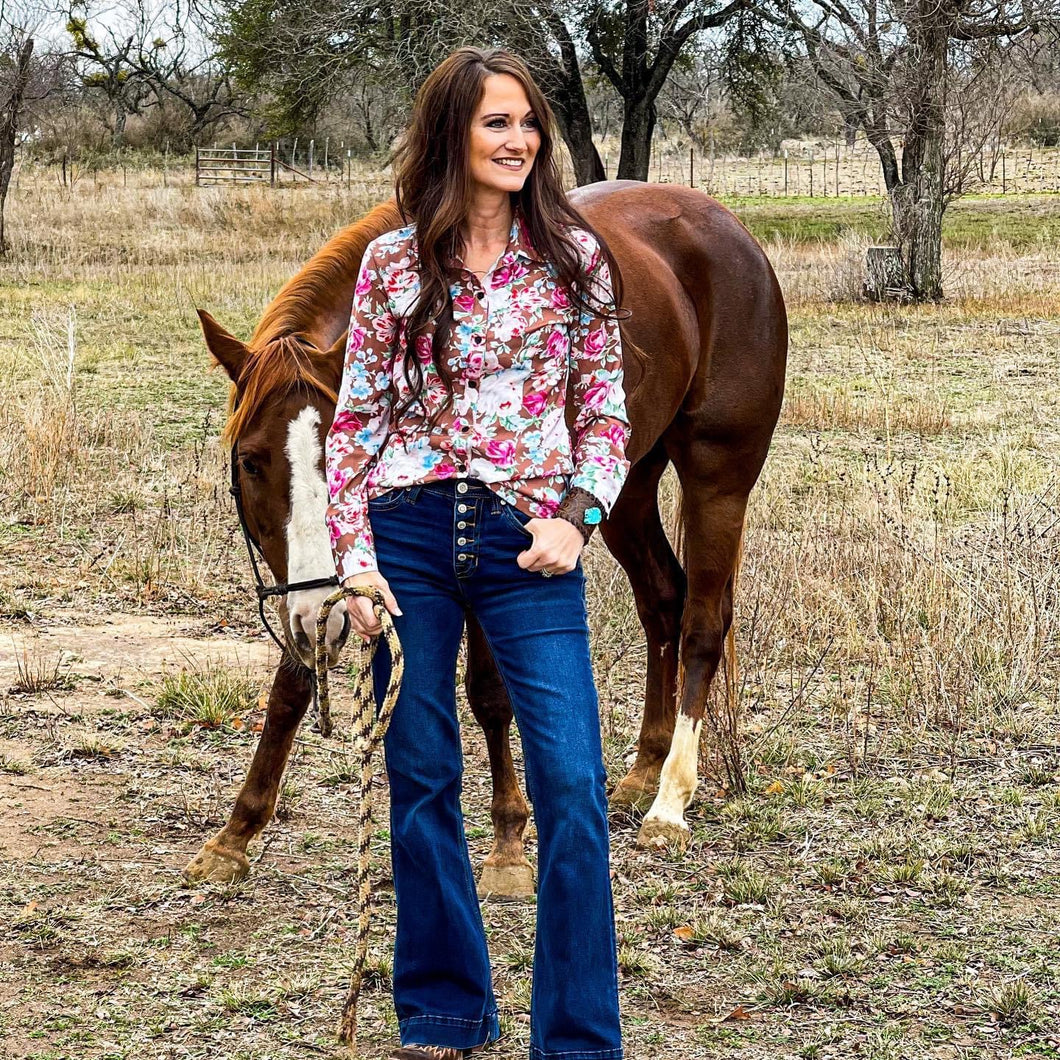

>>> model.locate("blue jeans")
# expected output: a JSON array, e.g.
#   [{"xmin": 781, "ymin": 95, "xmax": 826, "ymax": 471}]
[{"xmin": 366, "ymin": 478, "xmax": 622, "ymax": 1060}]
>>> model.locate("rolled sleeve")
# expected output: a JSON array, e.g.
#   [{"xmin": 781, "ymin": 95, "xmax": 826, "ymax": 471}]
[{"xmin": 325, "ymin": 242, "xmax": 394, "ymax": 579}]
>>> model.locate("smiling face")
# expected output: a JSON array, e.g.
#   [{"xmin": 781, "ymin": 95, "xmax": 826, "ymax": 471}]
[{"xmin": 467, "ymin": 73, "xmax": 541, "ymax": 198}]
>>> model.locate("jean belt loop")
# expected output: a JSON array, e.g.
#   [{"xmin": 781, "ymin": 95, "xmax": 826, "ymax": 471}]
[{"xmin": 407, "ymin": 484, "xmax": 423, "ymax": 503}]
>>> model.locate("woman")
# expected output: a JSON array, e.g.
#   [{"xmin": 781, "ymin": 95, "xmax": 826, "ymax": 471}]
[{"xmin": 325, "ymin": 45, "xmax": 631, "ymax": 1060}]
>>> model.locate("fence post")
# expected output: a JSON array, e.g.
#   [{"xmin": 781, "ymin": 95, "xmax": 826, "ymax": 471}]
[
  {"xmin": 1001, "ymin": 150, "xmax": 1006, "ymax": 194},
  {"xmin": 271, "ymin": 143, "xmax": 276, "ymax": 187},
  {"xmin": 324, "ymin": 137, "xmax": 329, "ymax": 179},
  {"xmin": 784, "ymin": 149, "xmax": 788, "ymax": 195},
  {"xmin": 309, "ymin": 139, "xmax": 314, "ymax": 179},
  {"xmin": 347, "ymin": 148, "xmax": 352, "ymax": 191},
  {"xmin": 195, "ymin": 146, "xmax": 200, "ymax": 187},
  {"xmin": 689, "ymin": 146, "xmax": 694, "ymax": 187}
]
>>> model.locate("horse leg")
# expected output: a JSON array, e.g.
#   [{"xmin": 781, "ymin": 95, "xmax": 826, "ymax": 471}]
[
  {"xmin": 599, "ymin": 439, "xmax": 686, "ymax": 810},
  {"xmin": 638, "ymin": 444, "xmax": 748, "ymax": 850},
  {"xmin": 184, "ymin": 657, "xmax": 313, "ymax": 882},
  {"xmin": 464, "ymin": 613, "xmax": 535, "ymax": 899}
]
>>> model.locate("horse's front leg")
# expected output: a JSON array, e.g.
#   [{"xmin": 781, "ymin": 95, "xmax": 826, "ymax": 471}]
[
  {"xmin": 464, "ymin": 615, "xmax": 535, "ymax": 899},
  {"xmin": 184, "ymin": 656, "xmax": 313, "ymax": 883}
]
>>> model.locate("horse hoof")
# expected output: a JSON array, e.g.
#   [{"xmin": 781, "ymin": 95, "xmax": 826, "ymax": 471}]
[
  {"xmin": 609, "ymin": 775, "xmax": 658, "ymax": 812},
  {"xmin": 476, "ymin": 861, "xmax": 536, "ymax": 900},
  {"xmin": 183, "ymin": 839, "xmax": 250, "ymax": 884},
  {"xmin": 636, "ymin": 815, "xmax": 690, "ymax": 851}
]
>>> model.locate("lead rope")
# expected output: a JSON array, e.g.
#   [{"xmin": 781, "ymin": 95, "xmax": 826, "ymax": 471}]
[{"xmin": 314, "ymin": 585, "xmax": 404, "ymax": 1050}]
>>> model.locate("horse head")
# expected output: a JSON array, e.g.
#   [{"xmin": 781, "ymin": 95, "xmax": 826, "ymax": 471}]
[{"xmin": 199, "ymin": 309, "xmax": 350, "ymax": 669}]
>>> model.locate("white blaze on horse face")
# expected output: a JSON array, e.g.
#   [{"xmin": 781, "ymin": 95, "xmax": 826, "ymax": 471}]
[
  {"xmin": 284, "ymin": 405, "xmax": 345, "ymax": 656},
  {"xmin": 643, "ymin": 714, "xmax": 702, "ymax": 833}
]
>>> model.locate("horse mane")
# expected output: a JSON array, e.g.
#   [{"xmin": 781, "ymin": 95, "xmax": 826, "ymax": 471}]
[{"xmin": 223, "ymin": 198, "xmax": 405, "ymax": 444}]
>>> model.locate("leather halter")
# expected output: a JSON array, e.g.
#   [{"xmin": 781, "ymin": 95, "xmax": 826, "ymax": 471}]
[{"xmin": 229, "ymin": 440, "xmax": 338, "ymax": 659}]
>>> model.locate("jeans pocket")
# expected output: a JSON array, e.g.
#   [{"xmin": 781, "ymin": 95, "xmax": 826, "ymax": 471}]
[
  {"xmin": 498, "ymin": 501, "xmax": 535, "ymax": 539},
  {"xmin": 367, "ymin": 487, "xmax": 407, "ymax": 512}
]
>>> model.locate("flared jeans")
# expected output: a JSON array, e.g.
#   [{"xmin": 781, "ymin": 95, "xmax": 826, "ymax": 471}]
[{"xmin": 366, "ymin": 477, "xmax": 623, "ymax": 1060}]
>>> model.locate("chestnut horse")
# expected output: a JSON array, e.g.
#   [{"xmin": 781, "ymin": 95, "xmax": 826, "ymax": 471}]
[{"xmin": 184, "ymin": 181, "xmax": 787, "ymax": 896}]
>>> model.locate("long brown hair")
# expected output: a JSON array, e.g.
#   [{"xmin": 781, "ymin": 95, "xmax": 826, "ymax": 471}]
[{"xmin": 388, "ymin": 45, "xmax": 630, "ymax": 426}]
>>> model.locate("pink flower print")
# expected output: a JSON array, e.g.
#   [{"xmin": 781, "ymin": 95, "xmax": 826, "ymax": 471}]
[
  {"xmin": 546, "ymin": 328, "xmax": 569, "ymax": 360},
  {"xmin": 467, "ymin": 349, "xmax": 485, "ymax": 376},
  {"xmin": 416, "ymin": 334, "xmax": 433, "ymax": 365},
  {"xmin": 373, "ymin": 313, "xmax": 395, "ymax": 344},
  {"xmin": 523, "ymin": 390, "xmax": 548, "ymax": 417},
  {"xmin": 583, "ymin": 324, "xmax": 607, "ymax": 357},
  {"xmin": 550, "ymin": 285, "xmax": 570, "ymax": 310},
  {"xmin": 435, "ymin": 462, "xmax": 457, "ymax": 478},
  {"xmin": 332, "ymin": 409, "xmax": 363, "ymax": 434},
  {"xmin": 602, "ymin": 422, "xmax": 628, "ymax": 447},
  {"xmin": 582, "ymin": 379, "xmax": 610, "ymax": 410},
  {"xmin": 491, "ymin": 264, "xmax": 512, "ymax": 289},
  {"xmin": 454, "ymin": 292, "xmax": 475, "ymax": 314},
  {"xmin": 355, "ymin": 270, "xmax": 372, "ymax": 297},
  {"xmin": 539, "ymin": 498, "xmax": 559, "ymax": 517},
  {"xmin": 486, "ymin": 438, "xmax": 515, "ymax": 466},
  {"xmin": 347, "ymin": 326, "xmax": 366, "ymax": 356},
  {"xmin": 387, "ymin": 269, "xmax": 416, "ymax": 296},
  {"xmin": 427, "ymin": 375, "xmax": 448, "ymax": 403}
]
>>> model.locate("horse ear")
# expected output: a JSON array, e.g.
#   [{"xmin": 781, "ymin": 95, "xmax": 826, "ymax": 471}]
[{"xmin": 198, "ymin": 309, "xmax": 248, "ymax": 382}]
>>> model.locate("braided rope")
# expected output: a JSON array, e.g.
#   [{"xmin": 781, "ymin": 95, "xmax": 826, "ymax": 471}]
[{"xmin": 314, "ymin": 585, "xmax": 404, "ymax": 1050}]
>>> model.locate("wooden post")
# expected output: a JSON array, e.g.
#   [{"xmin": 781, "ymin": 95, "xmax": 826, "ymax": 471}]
[
  {"xmin": 309, "ymin": 139, "xmax": 314, "ymax": 179},
  {"xmin": 195, "ymin": 146, "xmax": 200, "ymax": 187},
  {"xmin": 346, "ymin": 148, "xmax": 351, "ymax": 191},
  {"xmin": 689, "ymin": 146, "xmax": 694, "ymax": 187},
  {"xmin": 291, "ymin": 137, "xmax": 298, "ymax": 168},
  {"xmin": 784, "ymin": 149, "xmax": 788, "ymax": 195},
  {"xmin": 1002, "ymin": 150, "xmax": 1007, "ymax": 194},
  {"xmin": 324, "ymin": 137, "xmax": 329, "ymax": 179},
  {"xmin": 270, "ymin": 143, "xmax": 276, "ymax": 187}
]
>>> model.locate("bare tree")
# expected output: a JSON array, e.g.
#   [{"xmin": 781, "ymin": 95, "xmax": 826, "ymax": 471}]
[
  {"xmin": 67, "ymin": 0, "xmax": 241, "ymax": 147},
  {"xmin": 585, "ymin": 0, "xmax": 742, "ymax": 179},
  {"xmin": 1, "ymin": 0, "xmax": 61, "ymax": 252},
  {"xmin": 751, "ymin": 0, "xmax": 1059, "ymax": 300}
]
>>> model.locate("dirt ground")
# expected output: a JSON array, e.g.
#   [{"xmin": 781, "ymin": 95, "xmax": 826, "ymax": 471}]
[{"xmin": 1, "ymin": 174, "xmax": 1058, "ymax": 1059}]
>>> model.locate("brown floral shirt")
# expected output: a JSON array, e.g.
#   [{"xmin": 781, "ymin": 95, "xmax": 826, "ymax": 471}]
[{"xmin": 325, "ymin": 209, "xmax": 631, "ymax": 578}]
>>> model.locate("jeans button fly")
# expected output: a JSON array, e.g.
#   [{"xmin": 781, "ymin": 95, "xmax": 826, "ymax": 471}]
[{"xmin": 457, "ymin": 482, "xmax": 468, "ymax": 494}]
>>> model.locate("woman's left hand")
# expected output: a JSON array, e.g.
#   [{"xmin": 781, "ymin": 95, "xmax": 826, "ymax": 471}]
[{"xmin": 516, "ymin": 518, "xmax": 584, "ymax": 575}]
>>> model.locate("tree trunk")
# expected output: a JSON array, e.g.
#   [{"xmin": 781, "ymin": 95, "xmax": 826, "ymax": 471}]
[
  {"xmin": 532, "ymin": 15, "xmax": 605, "ymax": 186},
  {"xmin": 0, "ymin": 37, "xmax": 34, "ymax": 255},
  {"xmin": 616, "ymin": 97, "xmax": 656, "ymax": 181},
  {"xmin": 889, "ymin": 0, "xmax": 949, "ymax": 301},
  {"xmin": 111, "ymin": 100, "xmax": 128, "ymax": 148}
]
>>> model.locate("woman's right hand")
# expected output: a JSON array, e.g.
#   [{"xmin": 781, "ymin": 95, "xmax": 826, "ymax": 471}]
[{"xmin": 343, "ymin": 572, "xmax": 402, "ymax": 642}]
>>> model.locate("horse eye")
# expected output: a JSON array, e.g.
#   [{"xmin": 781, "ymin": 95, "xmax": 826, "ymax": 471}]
[{"xmin": 240, "ymin": 456, "xmax": 261, "ymax": 477}]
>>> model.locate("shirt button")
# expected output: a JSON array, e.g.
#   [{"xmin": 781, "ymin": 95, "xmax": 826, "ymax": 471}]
[
  {"xmin": 468, "ymin": 379, "xmax": 478, "ymax": 389},
  {"xmin": 472, "ymin": 334, "xmax": 483, "ymax": 345},
  {"xmin": 457, "ymin": 482, "xmax": 468, "ymax": 494},
  {"xmin": 458, "ymin": 504, "xmax": 468, "ymax": 512},
  {"xmin": 460, "ymin": 424, "xmax": 471, "ymax": 433}
]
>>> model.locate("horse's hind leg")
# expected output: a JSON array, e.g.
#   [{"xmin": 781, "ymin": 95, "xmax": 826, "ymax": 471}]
[
  {"xmin": 637, "ymin": 438, "xmax": 749, "ymax": 850},
  {"xmin": 600, "ymin": 438, "xmax": 686, "ymax": 810},
  {"xmin": 464, "ymin": 614, "xmax": 535, "ymax": 899},
  {"xmin": 184, "ymin": 657, "xmax": 313, "ymax": 883}
]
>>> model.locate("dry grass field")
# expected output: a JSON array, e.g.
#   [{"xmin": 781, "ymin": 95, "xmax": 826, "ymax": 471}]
[{"xmin": 0, "ymin": 168, "xmax": 1058, "ymax": 1060}]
